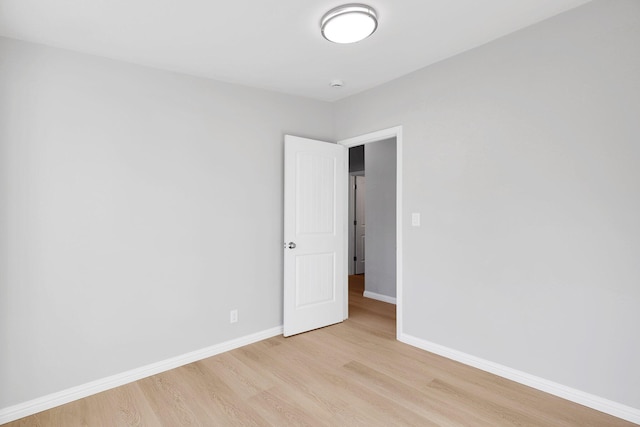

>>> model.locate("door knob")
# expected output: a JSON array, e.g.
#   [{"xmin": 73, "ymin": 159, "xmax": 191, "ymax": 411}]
[{"xmin": 286, "ymin": 242, "xmax": 297, "ymax": 249}]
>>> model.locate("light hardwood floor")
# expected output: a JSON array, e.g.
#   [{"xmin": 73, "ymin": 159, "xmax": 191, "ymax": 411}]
[{"xmin": 5, "ymin": 276, "xmax": 635, "ymax": 426}]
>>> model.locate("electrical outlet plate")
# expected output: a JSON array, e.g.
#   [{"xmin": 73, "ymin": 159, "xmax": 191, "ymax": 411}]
[{"xmin": 230, "ymin": 309, "xmax": 238, "ymax": 323}]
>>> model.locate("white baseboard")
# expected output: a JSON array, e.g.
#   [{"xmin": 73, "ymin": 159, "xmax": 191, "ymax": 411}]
[
  {"xmin": 363, "ymin": 290, "xmax": 397, "ymax": 305},
  {"xmin": 399, "ymin": 333, "xmax": 640, "ymax": 425},
  {"xmin": 0, "ymin": 326, "xmax": 283, "ymax": 425}
]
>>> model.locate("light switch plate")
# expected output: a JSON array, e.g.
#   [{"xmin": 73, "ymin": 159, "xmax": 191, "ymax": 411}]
[{"xmin": 412, "ymin": 212, "xmax": 421, "ymax": 227}]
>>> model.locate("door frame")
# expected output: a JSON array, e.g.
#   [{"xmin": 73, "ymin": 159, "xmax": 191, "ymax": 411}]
[{"xmin": 338, "ymin": 126, "xmax": 403, "ymax": 339}]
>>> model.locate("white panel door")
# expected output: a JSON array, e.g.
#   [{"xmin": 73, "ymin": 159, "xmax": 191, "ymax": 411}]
[
  {"xmin": 284, "ymin": 135, "xmax": 346, "ymax": 337},
  {"xmin": 355, "ymin": 176, "xmax": 366, "ymax": 275}
]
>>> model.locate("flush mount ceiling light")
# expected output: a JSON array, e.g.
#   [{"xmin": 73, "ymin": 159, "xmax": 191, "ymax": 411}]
[{"xmin": 321, "ymin": 4, "xmax": 378, "ymax": 44}]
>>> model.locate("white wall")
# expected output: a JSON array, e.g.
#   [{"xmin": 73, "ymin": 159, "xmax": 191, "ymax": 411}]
[
  {"xmin": 364, "ymin": 138, "xmax": 396, "ymax": 298},
  {"xmin": 335, "ymin": 0, "xmax": 640, "ymax": 410},
  {"xmin": 0, "ymin": 37, "xmax": 333, "ymax": 408}
]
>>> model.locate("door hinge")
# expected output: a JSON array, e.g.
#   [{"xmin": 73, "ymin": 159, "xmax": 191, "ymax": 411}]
[
  {"xmin": 354, "ymin": 220, "xmax": 357, "ymax": 225},
  {"xmin": 353, "ymin": 256, "xmax": 357, "ymax": 261}
]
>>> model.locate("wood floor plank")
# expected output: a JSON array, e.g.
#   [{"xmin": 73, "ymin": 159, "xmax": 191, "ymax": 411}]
[
  {"xmin": 136, "ymin": 372, "xmax": 210, "ymax": 426},
  {"xmin": 246, "ymin": 388, "xmax": 326, "ymax": 427},
  {"xmin": 171, "ymin": 361, "xmax": 270, "ymax": 426},
  {"xmin": 3, "ymin": 275, "xmax": 636, "ymax": 426},
  {"xmin": 87, "ymin": 382, "xmax": 161, "ymax": 427},
  {"xmin": 316, "ymin": 371, "xmax": 442, "ymax": 427},
  {"xmin": 341, "ymin": 360, "xmax": 492, "ymax": 426},
  {"xmin": 196, "ymin": 353, "xmax": 273, "ymax": 401}
]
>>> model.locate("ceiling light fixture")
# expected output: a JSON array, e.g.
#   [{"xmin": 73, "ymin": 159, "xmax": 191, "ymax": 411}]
[{"xmin": 321, "ymin": 4, "xmax": 378, "ymax": 44}]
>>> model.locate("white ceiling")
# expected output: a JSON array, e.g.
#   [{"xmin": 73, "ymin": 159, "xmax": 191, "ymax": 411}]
[{"xmin": 0, "ymin": 0, "xmax": 591, "ymax": 101}]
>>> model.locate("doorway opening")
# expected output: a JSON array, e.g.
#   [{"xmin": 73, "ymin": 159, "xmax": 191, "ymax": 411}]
[
  {"xmin": 348, "ymin": 145, "xmax": 366, "ymax": 276},
  {"xmin": 339, "ymin": 126, "xmax": 403, "ymax": 338}
]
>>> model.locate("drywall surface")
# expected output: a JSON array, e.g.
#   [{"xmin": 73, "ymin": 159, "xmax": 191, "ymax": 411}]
[
  {"xmin": 335, "ymin": 0, "xmax": 640, "ymax": 409},
  {"xmin": 365, "ymin": 139, "xmax": 397, "ymax": 298},
  {"xmin": 0, "ymin": 37, "xmax": 333, "ymax": 408}
]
